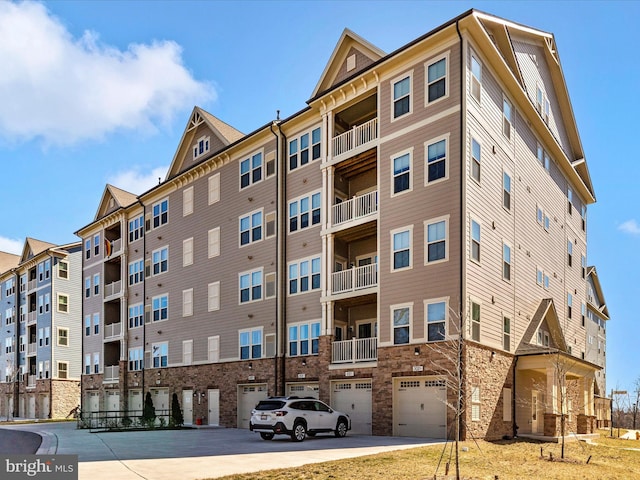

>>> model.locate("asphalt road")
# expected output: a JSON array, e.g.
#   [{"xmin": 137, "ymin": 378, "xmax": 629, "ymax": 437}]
[{"xmin": 0, "ymin": 427, "xmax": 42, "ymax": 454}]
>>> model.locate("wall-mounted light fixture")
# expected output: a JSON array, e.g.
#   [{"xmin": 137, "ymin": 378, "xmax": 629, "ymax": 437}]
[
  {"xmin": 414, "ymin": 347, "xmax": 420, "ymax": 356},
  {"xmin": 248, "ymin": 363, "xmax": 253, "ymax": 370},
  {"xmin": 302, "ymin": 359, "xmax": 307, "ymax": 367}
]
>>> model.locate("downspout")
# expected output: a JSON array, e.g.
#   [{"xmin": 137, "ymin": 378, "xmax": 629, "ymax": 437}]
[
  {"xmin": 271, "ymin": 114, "xmax": 287, "ymax": 396},
  {"xmin": 456, "ymin": 19, "xmax": 465, "ymax": 445},
  {"xmin": 513, "ymin": 355, "xmax": 518, "ymax": 437},
  {"xmin": 141, "ymin": 203, "xmax": 147, "ymax": 398},
  {"xmin": 13, "ymin": 271, "xmax": 20, "ymax": 419}
]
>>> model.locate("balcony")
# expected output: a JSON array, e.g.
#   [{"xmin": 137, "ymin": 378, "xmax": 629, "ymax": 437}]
[
  {"xmin": 27, "ymin": 311, "xmax": 37, "ymax": 325},
  {"xmin": 331, "ymin": 263, "xmax": 378, "ymax": 295},
  {"xmin": 332, "ymin": 117, "xmax": 378, "ymax": 163},
  {"xmin": 332, "ymin": 337, "xmax": 378, "ymax": 364},
  {"xmin": 104, "ymin": 322, "xmax": 123, "ymax": 340},
  {"xmin": 332, "ymin": 190, "xmax": 378, "ymax": 228},
  {"xmin": 27, "ymin": 279, "xmax": 37, "ymax": 291},
  {"xmin": 27, "ymin": 343, "xmax": 36, "ymax": 356},
  {"xmin": 27, "ymin": 375, "xmax": 36, "ymax": 388},
  {"xmin": 106, "ymin": 238, "xmax": 122, "ymax": 257},
  {"xmin": 104, "ymin": 280, "xmax": 122, "ymax": 300},
  {"xmin": 104, "ymin": 365, "xmax": 119, "ymax": 382}
]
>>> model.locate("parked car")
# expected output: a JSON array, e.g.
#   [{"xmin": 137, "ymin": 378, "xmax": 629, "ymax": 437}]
[{"xmin": 250, "ymin": 396, "xmax": 351, "ymax": 441}]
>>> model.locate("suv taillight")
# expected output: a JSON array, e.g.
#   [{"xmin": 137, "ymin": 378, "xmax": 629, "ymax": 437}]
[{"xmin": 275, "ymin": 410, "xmax": 288, "ymax": 417}]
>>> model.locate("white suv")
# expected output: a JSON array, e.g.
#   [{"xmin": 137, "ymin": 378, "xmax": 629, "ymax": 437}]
[{"xmin": 250, "ymin": 396, "xmax": 351, "ymax": 441}]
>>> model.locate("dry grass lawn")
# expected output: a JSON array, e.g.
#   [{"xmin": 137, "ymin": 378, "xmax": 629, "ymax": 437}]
[{"xmin": 212, "ymin": 433, "xmax": 640, "ymax": 480}]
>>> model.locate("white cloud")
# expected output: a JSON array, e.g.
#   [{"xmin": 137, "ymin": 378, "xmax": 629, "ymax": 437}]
[
  {"xmin": 618, "ymin": 219, "xmax": 640, "ymax": 236},
  {"xmin": 0, "ymin": 236, "xmax": 23, "ymax": 255},
  {"xmin": 0, "ymin": 2, "xmax": 214, "ymax": 146},
  {"xmin": 108, "ymin": 166, "xmax": 169, "ymax": 195}
]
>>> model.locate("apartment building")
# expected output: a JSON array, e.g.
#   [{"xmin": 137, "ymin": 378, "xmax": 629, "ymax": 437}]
[
  {"xmin": 0, "ymin": 238, "xmax": 82, "ymax": 419},
  {"xmin": 77, "ymin": 10, "xmax": 608, "ymax": 440}
]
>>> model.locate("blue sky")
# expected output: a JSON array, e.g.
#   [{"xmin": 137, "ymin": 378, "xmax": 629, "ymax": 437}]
[{"xmin": 0, "ymin": 1, "xmax": 637, "ymax": 392}]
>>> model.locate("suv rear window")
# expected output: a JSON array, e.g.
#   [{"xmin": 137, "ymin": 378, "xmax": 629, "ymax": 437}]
[{"xmin": 255, "ymin": 400, "xmax": 286, "ymax": 411}]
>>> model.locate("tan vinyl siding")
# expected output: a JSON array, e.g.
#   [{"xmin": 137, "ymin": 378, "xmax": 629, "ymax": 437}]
[{"xmin": 332, "ymin": 46, "xmax": 377, "ymax": 87}]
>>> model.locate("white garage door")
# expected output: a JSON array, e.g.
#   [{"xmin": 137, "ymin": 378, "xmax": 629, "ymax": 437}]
[
  {"xmin": 394, "ymin": 377, "xmax": 446, "ymax": 438},
  {"xmin": 237, "ymin": 384, "xmax": 268, "ymax": 429},
  {"xmin": 106, "ymin": 391, "xmax": 120, "ymax": 415},
  {"xmin": 331, "ymin": 380, "xmax": 372, "ymax": 435},
  {"xmin": 39, "ymin": 394, "xmax": 49, "ymax": 419},
  {"xmin": 128, "ymin": 390, "xmax": 142, "ymax": 415},
  {"xmin": 27, "ymin": 395, "xmax": 36, "ymax": 419},
  {"xmin": 286, "ymin": 383, "xmax": 319, "ymax": 398}
]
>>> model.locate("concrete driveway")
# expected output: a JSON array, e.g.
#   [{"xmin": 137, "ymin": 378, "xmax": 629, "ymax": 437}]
[{"xmin": 3, "ymin": 422, "xmax": 443, "ymax": 480}]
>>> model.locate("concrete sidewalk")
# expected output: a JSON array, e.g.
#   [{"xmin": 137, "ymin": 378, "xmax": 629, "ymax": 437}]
[{"xmin": 4, "ymin": 422, "xmax": 442, "ymax": 480}]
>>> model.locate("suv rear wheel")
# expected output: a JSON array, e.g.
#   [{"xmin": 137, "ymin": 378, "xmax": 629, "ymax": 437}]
[
  {"xmin": 335, "ymin": 419, "xmax": 348, "ymax": 438},
  {"xmin": 291, "ymin": 421, "xmax": 307, "ymax": 442},
  {"xmin": 260, "ymin": 432, "xmax": 274, "ymax": 440}
]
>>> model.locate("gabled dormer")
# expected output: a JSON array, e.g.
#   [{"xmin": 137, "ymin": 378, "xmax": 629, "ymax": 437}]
[
  {"xmin": 516, "ymin": 298, "xmax": 568, "ymax": 354},
  {"xmin": 19, "ymin": 238, "xmax": 55, "ymax": 264},
  {"xmin": 586, "ymin": 266, "xmax": 609, "ymax": 320},
  {"xmin": 311, "ymin": 28, "xmax": 385, "ymax": 99},
  {"xmin": 165, "ymin": 106, "xmax": 244, "ymax": 181},
  {"xmin": 94, "ymin": 184, "xmax": 138, "ymax": 222}
]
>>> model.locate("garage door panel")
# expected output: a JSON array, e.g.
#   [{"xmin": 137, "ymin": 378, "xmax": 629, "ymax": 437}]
[
  {"xmin": 238, "ymin": 384, "xmax": 268, "ymax": 429},
  {"xmin": 394, "ymin": 378, "xmax": 446, "ymax": 438},
  {"xmin": 331, "ymin": 381, "xmax": 372, "ymax": 435},
  {"xmin": 286, "ymin": 383, "xmax": 319, "ymax": 398}
]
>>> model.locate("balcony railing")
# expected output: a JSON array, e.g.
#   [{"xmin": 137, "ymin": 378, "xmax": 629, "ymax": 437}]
[
  {"xmin": 27, "ymin": 343, "xmax": 36, "ymax": 356},
  {"xmin": 331, "ymin": 263, "xmax": 378, "ymax": 294},
  {"xmin": 332, "ymin": 190, "xmax": 378, "ymax": 227},
  {"xmin": 27, "ymin": 375, "xmax": 36, "ymax": 387},
  {"xmin": 104, "ymin": 280, "xmax": 122, "ymax": 299},
  {"xmin": 104, "ymin": 322, "xmax": 122, "ymax": 340},
  {"xmin": 332, "ymin": 337, "xmax": 378, "ymax": 363},
  {"xmin": 108, "ymin": 238, "xmax": 122, "ymax": 256},
  {"xmin": 27, "ymin": 311, "xmax": 37, "ymax": 325},
  {"xmin": 332, "ymin": 118, "xmax": 378, "ymax": 158},
  {"xmin": 27, "ymin": 279, "xmax": 37, "ymax": 291},
  {"xmin": 104, "ymin": 365, "xmax": 119, "ymax": 382}
]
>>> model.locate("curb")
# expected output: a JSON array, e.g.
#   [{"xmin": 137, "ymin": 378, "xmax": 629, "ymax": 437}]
[{"xmin": 36, "ymin": 430, "xmax": 58, "ymax": 455}]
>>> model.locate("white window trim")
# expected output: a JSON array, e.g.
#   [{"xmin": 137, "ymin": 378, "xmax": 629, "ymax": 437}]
[
  {"xmin": 287, "ymin": 126, "xmax": 322, "ymax": 172},
  {"xmin": 152, "ymin": 294, "xmax": 169, "ymax": 323},
  {"xmin": 239, "ymin": 148, "xmax": 265, "ymax": 190},
  {"xmin": 424, "ymin": 51, "xmax": 450, "ymax": 106},
  {"xmin": 390, "ymin": 302, "xmax": 413, "ymax": 345},
  {"xmin": 183, "ymin": 237, "xmax": 194, "ymax": 267},
  {"xmin": 193, "ymin": 134, "xmax": 210, "ymax": 160},
  {"xmin": 152, "ymin": 341, "xmax": 168, "ymax": 368},
  {"xmin": 183, "ymin": 186, "xmax": 194, "ymax": 217},
  {"xmin": 470, "ymin": 217, "xmax": 481, "ymax": 264},
  {"xmin": 287, "ymin": 320, "xmax": 321, "ymax": 357},
  {"xmin": 128, "ymin": 303, "xmax": 144, "ymax": 329},
  {"xmin": 424, "ymin": 133, "xmax": 450, "ymax": 186},
  {"xmin": 390, "ymin": 147, "xmax": 414, "ymax": 197},
  {"xmin": 57, "ymin": 327, "xmax": 69, "ymax": 347},
  {"xmin": 152, "ymin": 245, "xmax": 169, "ymax": 276},
  {"xmin": 502, "ymin": 170, "xmax": 512, "ymax": 212},
  {"xmin": 287, "ymin": 255, "xmax": 321, "ymax": 296},
  {"xmin": 182, "ymin": 339, "xmax": 193, "ymax": 366},
  {"xmin": 287, "ymin": 190, "xmax": 322, "ymax": 235},
  {"xmin": 239, "ymin": 326, "xmax": 264, "ymax": 360},
  {"xmin": 208, "ymin": 281, "xmax": 221, "ymax": 312},
  {"xmin": 470, "ymin": 52, "xmax": 482, "ymax": 104},
  {"xmin": 390, "ymin": 70, "xmax": 413, "ymax": 122},
  {"xmin": 151, "ymin": 198, "xmax": 169, "ymax": 229},
  {"xmin": 208, "ymin": 335, "xmax": 220, "ymax": 363},
  {"xmin": 471, "ymin": 386, "xmax": 481, "ymax": 421},
  {"xmin": 469, "ymin": 296, "xmax": 482, "ymax": 342},
  {"xmin": 57, "ymin": 261, "xmax": 69, "ymax": 280},
  {"xmin": 424, "ymin": 297, "xmax": 449, "ymax": 343},
  {"xmin": 424, "ymin": 215, "xmax": 449, "ymax": 265},
  {"xmin": 502, "ymin": 94, "xmax": 513, "ymax": 141},
  {"xmin": 390, "ymin": 225, "xmax": 413, "ymax": 272},
  {"xmin": 238, "ymin": 267, "xmax": 264, "ymax": 305},
  {"xmin": 129, "ymin": 215, "xmax": 144, "ymax": 243},
  {"xmin": 239, "ymin": 208, "xmax": 264, "ymax": 248},
  {"xmin": 470, "ymin": 136, "xmax": 481, "ymax": 184},
  {"xmin": 502, "ymin": 240, "xmax": 513, "ymax": 282},
  {"xmin": 57, "ymin": 293, "xmax": 69, "ymax": 313},
  {"xmin": 208, "ymin": 227, "xmax": 221, "ymax": 258}
]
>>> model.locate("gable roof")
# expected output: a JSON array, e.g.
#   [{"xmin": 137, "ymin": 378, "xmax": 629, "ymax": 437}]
[
  {"xmin": 586, "ymin": 266, "xmax": 610, "ymax": 320},
  {"xmin": 94, "ymin": 184, "xmax": 138, "ymax": 221},
  {"xmin": 165, "ymin": 106, "xmax": 244, "ymax": 181},
  {"xmin": 311, "ymin": 28, "xmax": 386, "ymax": 99},
  {"xmin": 516, "ymin": 298, "xmax": 568, "ymax": 355},
  {"xmin": 20, "ymin": 237, "xmax": 55, "ymax": 264},
  {"xmin": 0, "ymin": 251, "xmax": 20, "ymax": 274}
]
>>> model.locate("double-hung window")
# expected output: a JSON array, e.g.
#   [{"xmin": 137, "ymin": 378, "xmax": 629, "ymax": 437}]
[
  {"xmin": 426, "ymin": 218, "xmax": 447, "ymax": 263},
  {"xmin": 567, "ymin": 240, "xmax": 573, "ymax": 267},
  {"xmin": 288, "ymin": 257, "xmax": 321, "ymax": 295},
  {"xmin": 85, "ymin": 239, "xmax": 91, "ymax": 260},
  {"xmin": 471, "ymin": 138, "xmax": 481, "ymax": 182},
  {"xmin": 240, "ymin": 269, "xmax": 262, "ymax": 303},
  {"xmin": 129, "ymin": 215, "xmax": 144, "ymax": 242},
  {"xmin": 503, "ymin": 97, "xmax": 513, "ymax": 140},
  {"xmin": 392, "ymin": 228, "xmax": 411, "ymax": 270},
  {"xmin": 289, "ymin": 128, "xmax": 321, "ymax": 170},
  {"xmin": 93, "ymin": 274, "xmax": 100, "ymax": 295},
  {"xmin": 503, "ymin": 243, "xmax": 512, "ymax": 281},
  {"xmin": 567, "ymin": 293, "xmax": 573, "ymax": 319},
  {"xmin": 470, "ymin": 301, "xmax": 481, "ymax": 341},
  {"xmin": 392, "ymin": 75, "xmax": 411, "ymax": 118},
  {"xmin": 152, "ymin": 295, "xmax": 168, "ymax": 322},
  {"xmin": 92, "ymin": 314, "xmax": 99, "ymax": 335},
  {"xmin": 152, "ymin": 247, "xmax": 168, "ymax": 275},
  {"xmin": 503, "ymin": 317, "xmax": 511, "ymax": 352},
  {"xmin": 94, "ymin": 354, "xmax": 100, "ymax": 374},
  {"xmin": 240, "ymin": 152, "xmax": 262, "ymax": 188},
  {"xmin": 427, "ymin": 55, "xmax": 447, "ymax": 103},
  {"xmin": 129, "ymin": 348, "xmax": 143, "ymax": 371},
  {"xmin": 129, "ymin": 260, "xmax": 144, "ymax": 285},
  {"xmin": 193, "ymin": 135, "xmax": 210, "ymax": 160},
  {"xmin": 426, "ymin": 300, "xmax": 446, "ymax": 342},
  {"xmin": 240, "ymin": 328, "xmax": 262, "ymax": 359},
  {"xmin": 503, "ymin": 172, "xmax": 512, "ymax": 211},
  {"xmin": 152, "ymin": 199, "xmax": 168, "ymax": 228},
  {"xmin": 152, "ymin": 342, "xmax": 168, "ymax": 368},
  {"xmin": 93, "ymin": 235, "xmax": 100, "ymax": 256},
  {"xmin": 288, "ymin": 192, "xmax": 321, "ymax": 233},
  {"xmin": 471, "ymin": 220, "xmax": 481, "ymax": 262},
  {"xmin": 426, "ymin": 137, "xmax": 447, "ymax": 183},
  {"xmin": 84, "ymin": 315, "xmax": 91, "ymax": 336},
  {"xmin": 392, "ymin": 151, "xmax": 411, "ymax": 194},
  {"xmin": 240, "ymin": 210, "xmax": 263, "ymax": 246},
  {"xmin": 288, "ymin": 321, "xmax": 320, "ymax": 356},
  {"xmin": 392, "ymin": 305, "xmax": 411, "ymax": 344},
  {"xmin": 470, "ymin": 55, "xmax": 481, "ymax": 102},
  {"xmin": 128, "ymin": 304, "xmax": 143, "ymax": 329}
]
